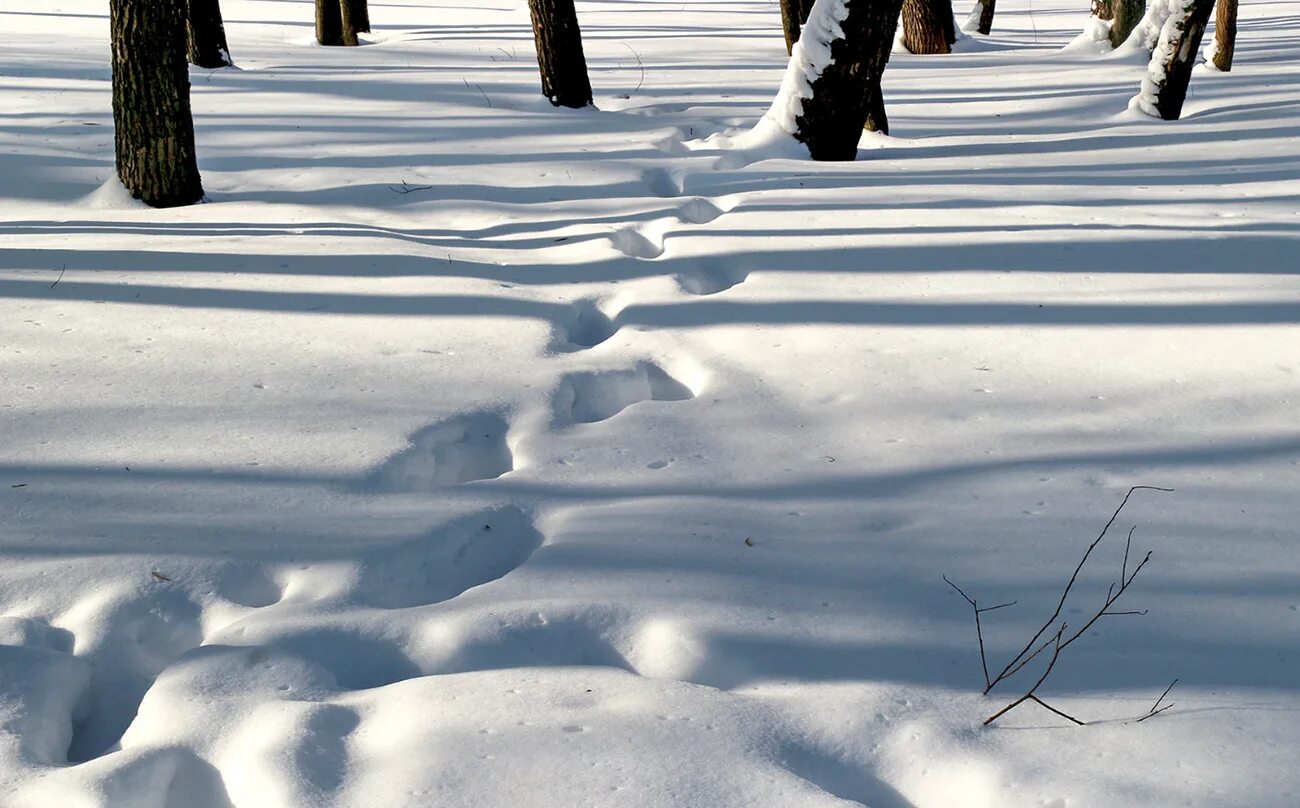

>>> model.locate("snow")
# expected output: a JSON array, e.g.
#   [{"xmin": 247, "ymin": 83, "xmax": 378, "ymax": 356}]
[
  {"xmin": 763, "ymin": 0, "xmax": 851, "ymax": 136},
  {"xmin": 3, "ymin": 0, "xmax": 1300, "ymax": 807}
]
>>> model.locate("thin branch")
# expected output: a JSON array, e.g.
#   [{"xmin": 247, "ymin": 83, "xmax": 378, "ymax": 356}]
[
  {"xmin": 389, "ymin": 180, "xmax": 434, "ymax": 195},
  {"xmin": 1136, "ymin": 678, "xmax": 1178, "ymax": 722},
  {"xmin": 50, "ymin": 264, "xmax": 67, "ymax": 289},
  {"xmin": 944, "ymin": 575, "xmax": 1016, "ymax": 691},
  {"xmin": 622, "ymin": 43, "xmax": 645, "ymax": 93},
  {"xmin": 986, "ymin": 625, "xmax": 1084, "ymax": 725}
]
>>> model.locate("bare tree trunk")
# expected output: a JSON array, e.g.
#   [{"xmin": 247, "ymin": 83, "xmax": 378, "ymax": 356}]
[
  {"xmin": 865, "ymin": 82, "xmax": 889, "ymax": 134},
  {"xmin": 1212, "ymin": 0, "xmax": 1237, "ymax": 70},
  {"xmin": 527, "ymin": 0, "xmax": 592, "ymax": 108},
  {"xmin": 186, "ymin": 0, "xmax": 231, "ymax": 68},
  {"xmin": 902, "ymin": 0, "xmax": 956, "ymax": 54},
  {"xmin": 1109, "ymin": 0, "xmax": 1144, "ymax": 46},
  {"xmin": 972, "ymin": 0, "xmax": 996, "ymax": 35},
  {"xmin": 1140, "ymin": 0, "xmax": 1215, "ymax": 120},
  {"xmin": 338, "ymin": 0, "xmax": 363, "ymax": 44},
  {"xmin": 1093, "ymin": 0, "xmax": 1114, "ymax": 20},
  {"xmin": 110, "ymin": 0, "xmax": 203, "ymax": 207},
  {"xmin": 795, "ymin": 0, "xmax": 906, "ymax": 159},
  {"xmin": 316, "ymin": 0, "xmax": 350, "ymax": 46},
  {"xmin": 780, "ymin": 0, "xmax": 817, "ymax": 55},
  {"xmin": 343, "ymin": 0, "xmax": 370, "ymax": 33}
]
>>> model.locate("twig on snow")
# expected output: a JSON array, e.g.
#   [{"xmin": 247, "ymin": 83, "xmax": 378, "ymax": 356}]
[
  {"xmin": 1136, "ymin": 678, "xmax": 1179, "ymax": 722},
  {"xmin": 622, "ymin": 43, "xmax": 645, "ymax": 93},
  {"xmin": 389, "ymin": 180, "xmax": 434, "ymax": 195},
  {"xmin": 943, "ymin": 575, "xmax": 1016, "ymax": 691}
]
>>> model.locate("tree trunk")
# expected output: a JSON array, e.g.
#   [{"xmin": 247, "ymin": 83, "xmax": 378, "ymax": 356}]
[
  {"xmin": 865, "ymin": 82, "xmax": 889, "ymax": 134},
  {"xmin": 795, "ymin": 0, "xmax": 906, "ymax": 160},
  {"xmin": 338, "ymin": 0, "xmax": 363, "ymax": 45},
  {"xmin": 343, "ymin": 0, "xmax": 370, "ymax": 33},
  {"xmin": 186, "ymin": 0, "xmax": 231, "ymax": 68},
  {"xmin": 972, "ymin": 0, "xmax": 996, "ymax": 35},
  {"xmin": 316, "ymin": 0, "xmax": 349, "ymax": 46},
  {"xmin": 902, "ymin": 0, "xmax": 956, "ymax": 54},
  {"xmin": 527, "ymin": 0, "xmax": 593, "ymax": 108},
  {"xmin": 780, "ymin": 0, "xmax": 817, "ymax": 55},
  {"xmin": 1212, "ymin": 0, "xmax": 1236, "ymax": 70},
  {"xmin": 1093, "ymin": 0, "xmax": 1114, "ymax": 21},
  {"xmin": 1141, "ymin": 0, "xmax": 1215, "ymax": 120},
  {"xmin": 1109, "ymin": 0, "xmax": 1144, "ymax": 46},
  {"xmin": 110, "ymin": 0, "xmax": 203, "ymax": 207}
]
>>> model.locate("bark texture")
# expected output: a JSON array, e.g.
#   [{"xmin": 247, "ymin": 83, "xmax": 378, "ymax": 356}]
[
  {"xmin": 1148, "ymin": 0, "xmax": 1216, "ymax": 120},
  {"xmin": 527, "ymin": 0, "xmax": 593, "ymax": 108},
  {"xmin": 1109, "ymin": 0, "xmax": 1144, "ymax": 46},
  {"xmin": 780, "ymin": 0, "xmax": 817, "ymax": 55},
  {"xmin": 186, "ymin": 0, "xmax": 232, "ymax": 68},
  {"xmin": 343, "ymin": 0, "xmax": 370, "ymax": 33},
  {"xmin": 864, "ymin": 83, "xmax": 889, "ymax": 134},
  {"xmin": 1092, "ymin": 0, "xmax": 1114, "ymax": 21},
  {"xmin": 795, "ymin": 0, "xmax": 906, "ymax": 160},
  {"xmin": 902, "ymin": 0, "xmax": 956, "ymax": 54},
  {"xmin": 110, "ymin": 0, "xmax": 203, "ymax": 207},
  {"xmin": 316, "ymin": 0, "xmax": 355, "ymax": 46},
  {"xmin": 973, "ymin": 0, "xmax": 997, "ymax": 35},
  {"xmin": 1212, "ymin": 0, "xmax": 1237, "ymax": 70}
]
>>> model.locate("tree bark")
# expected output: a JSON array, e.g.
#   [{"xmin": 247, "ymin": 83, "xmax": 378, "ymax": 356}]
[
  {"xmin": 338, "ymin": 0, "xmax": 363, "ymax": 45},
  {"xmin": 186, "ymin": 0, "xmax": 232, "ymax": 68},
  {"xmin": 973, "ymin": 0, "xmax": 996, "ymax": 35},
  {"xmin": 110, "ymin": 0, "xmax": 203, "ymax": 207},
  {"xmin": 316, "ymin": 0, "xmax": 353, "ymax": 46},
  {"xmin": 902, "ymin": 0, "xmax": 956, "ymax": 54},
  {"xmin": 1212, "ymin": 0, "xmax": 1236, "ymax": 70},
  {"xmin": 1144, "ymin": 0, "xmax": 1216, "ymax": 120},
  {"xmin": 780, "ymin": 0, "xmax": 817, "ymax": 55},
  {"xmin": 527, "ymin": 0, "xmax": 593, "ymax": 108},
  {"xmin": 795, "ymin": 0, "xmax": 906, "ymax": 160},
  {"xmin": 864, "ymin": 82, "xmax": 889, "ymax": 134},
  {"xmin": 1109, "ymin": 0, "xmax": 1144, "ymax": 46},
  {"xmin": 1092, "ymin": 0, "xmax": 1114, "ymax": 21},
  {"xmin": 343, "ymin": 0, "xmax": 370, "ymax": 33}
]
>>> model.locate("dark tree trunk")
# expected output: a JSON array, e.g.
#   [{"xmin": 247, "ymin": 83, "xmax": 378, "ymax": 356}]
[
  {"xmin": 1092, "ymin": 0, "xmax": 1114, "ymax": 21},
  {"xmin": 338, "ymin": 0, "xmax": 363, "ymax": 45},
  {"xmin": 795, "ymin": 0, "xmax": 906, "ymax": 160},
  {"xmin": 316, "ymin": 0, "xmax": 352, "ymax": 46},
  {"xmin": 902, "ymin": 0, "xmax": 956, "ymax": 54},
  {"xmin": 973, "ymin": 0, "xmax": 996, "ymax": 35},
  {"xmin": 865, "ymin": 82, "xmax": 889, "ymax": 134},
  {"xmin": 1109, "ymin": 0, "xmax": 1144, "ymax": 46},
  {"xmin": 186, "ymin": 0, "xmax": 232, "ymax": 68},
  {"xmin": 1146, "ymin": 0, "xmax": 1215, "ymax": 120},
  {"xmin": 110, "ymin": 0, "xmax": 203, "ymax": 207},
  {"xmin": 343, "ymin": 0, "xmax": 370, "ymax": 33},
  {"xmin": 780, "ymin": 0, "xmax": 817, "ymax": 55},
  {"xmin": 527, "ymin": 0, "xmax": 592, "ymax": 108},
  {"xmin": 1212, "ymin": 0, "xmax": 1237, "ymax": 70}
]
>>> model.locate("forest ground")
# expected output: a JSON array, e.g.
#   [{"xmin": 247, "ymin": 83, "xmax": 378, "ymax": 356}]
[{"xmin": 2, "ymin": 0, "xmax": 1298, "ymax": 806}]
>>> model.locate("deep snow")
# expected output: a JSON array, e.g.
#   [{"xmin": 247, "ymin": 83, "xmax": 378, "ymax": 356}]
[{"xmin": 2, "ymin": 1, "xmax": 1299, "ymax": 806}]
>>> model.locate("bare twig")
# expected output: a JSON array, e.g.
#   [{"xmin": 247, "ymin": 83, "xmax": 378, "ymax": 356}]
[
  {"xmin": 50, "ymin": 264, "xmax": 67, "ymax": 289},
  {"xmin": 622, "ymin": 43, "xmax": 645, "ymax": 93},
  {"xmin": 985, "ymin": 625, "xmax": 1085, "ymax": 725},
  {"xmin": 463, "ymin": 77, "xmax": 493, "ymax": 108},
  {"xmin": 983, "ymin": 486, "xmax": 1172, "ymax": 694},
  {"xmin": 944, "ymin": 574, "xmax": 1016, "ymax": 691},
  {"xmin": 389, "ymin": 180, "xmax": 434, "ymax": 195},
  {"xmin": 1136, "ymin": 678, "xmax": 1178, "ymax": 722}
]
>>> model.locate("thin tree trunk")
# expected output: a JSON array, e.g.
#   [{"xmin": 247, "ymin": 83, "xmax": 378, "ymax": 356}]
[
  {"xmin": 338, "ymin": 0, "xmax": 363, "ymax": 45},
  {"xmin": 902, "ymin": 0, "xmax": 956, "ymax": 54},
  {"xmin": 973, "ymin": 0, "xmax": 996, "ymax": 35},
  {"xmin": 343, "ymin": 0, "xmax": 370, "ymax": 33},
  {"xmin": 1140, "ymin": 0, "xmax": 1216, "ymax": 120},
  {"xmin": 1109, "ymin": 0, "xmax": 1144, "ymax": 46},
  {"xmin": 527, "ymin": 0, "xmax": 593, "ymax": 108},
  {"xmin": 795, "ymin": 0, "xmax": 906, "ymax": 159},
  {"xmin": 186, "ymin": 0, "xmax": 232, "ymax": 67},
  {"xmin": 864, "ymin": 82, "xmax": 889, "ymax": 134},
  {"xmin": 110, "ymin": 0, "xmax": 203, "ymax": 207},
  {"xmin": 1212, "ymin": 0, "xmax": 1237, "ymax": 70},
  {"xmin": 780, "ymin": 0, "xmax": 817, "ymax": 55}
]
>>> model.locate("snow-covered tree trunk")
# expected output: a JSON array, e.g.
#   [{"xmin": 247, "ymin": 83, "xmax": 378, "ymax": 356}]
[
  {"xmin": 110, "ymin": 0, "xmax": 204, "ymax": 207},
  {"xmin": 1211, "ymin": 0, "xmax": 1237, "ymax": 70},
  {"xmin": 970, "ymin": 0, "xmax": 996, "ymax": 35},
  {"xmin": 1134, "ymin": 0, "xmax": 1216, "ymax": 120},
  {"xmin": 768, "ymin": 0, "xmax": 905, "ymax": 159},
  {"xmin": 902, "ymin": 0, "xmax": 956, "ymax": 53},
  {"xmin": 1109, "ymin": 0, "xmax": 1145, "ymax": 46},
  {"xmin": 780, "ymin": 0, "xmax": 817, "ymax": 55},
  {"xmin": 527, "ymin": 0, "xmax": 593, "ymax": 108},
  {"xmin": 186, "ymin": 0, "xmax": 232, "ymax": 68}
]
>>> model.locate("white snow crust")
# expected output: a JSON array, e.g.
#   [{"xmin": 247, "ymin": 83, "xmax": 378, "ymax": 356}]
[{"xmin": 3, "ymin": 1, "xmax": 1300, "ymax": 807}]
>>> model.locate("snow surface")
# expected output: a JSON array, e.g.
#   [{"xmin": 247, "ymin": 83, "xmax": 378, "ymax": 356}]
[{"xmin": 3, "ymin": 1, "xmax": 1300, "ymax": 807}]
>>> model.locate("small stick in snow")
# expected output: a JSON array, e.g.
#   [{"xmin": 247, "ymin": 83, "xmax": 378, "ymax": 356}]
[
  {"xmin": 150, "ymin": 570, "xmax": 172, "ymax": 582},
  {"xmin": 943, "ymin": 575, "xmax": 1016, "ymax": 691},
  {"xmin": 50, "ymin": 264, "xmax": 67, "ymax": 289},
  {"xmin": 1136, "ymin": 678, "xmax": 1178, "ymax": 722},
  {"xmin": 463, "ymin": 77, "xmax": 493, "ymax": 108},
  {"xmin": 389, "ymin": 180, "xmax": 434, "ymax": 195},
  {"xmin": 984, "ymin": 625, "xmax": 1085, "ymax": 726},
  {"xmin": 622, "ymin": 43, "xmax": 645, "ymax": 93}
]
